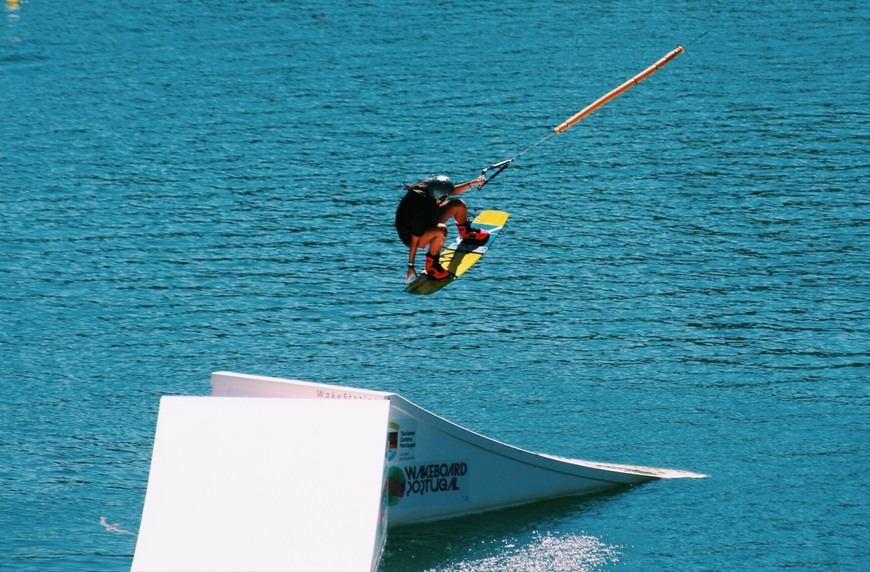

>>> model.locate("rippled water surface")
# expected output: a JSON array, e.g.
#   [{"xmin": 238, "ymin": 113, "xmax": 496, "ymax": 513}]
[{"xmin": 2, "ymin": 1, "xmax": 868, "ymax": 570}]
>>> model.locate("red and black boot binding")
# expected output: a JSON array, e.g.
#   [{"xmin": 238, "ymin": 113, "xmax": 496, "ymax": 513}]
[
  {"xmin": 425, "ymin": 252, "xmax": 450, "ymax": 280},
  {"xmin": 456, "ymin": 221, "xmax": 490, "ymax": 243}
]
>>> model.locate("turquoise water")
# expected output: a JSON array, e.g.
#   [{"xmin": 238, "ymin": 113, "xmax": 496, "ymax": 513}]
[{"xmin": 2, "ymin": 0, "xmax": 867, "ymax": 570}]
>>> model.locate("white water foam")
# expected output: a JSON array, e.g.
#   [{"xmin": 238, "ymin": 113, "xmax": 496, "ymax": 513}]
[{"xmin": 433, "ymin": 532, "xmax": 621, "ymax": 572}]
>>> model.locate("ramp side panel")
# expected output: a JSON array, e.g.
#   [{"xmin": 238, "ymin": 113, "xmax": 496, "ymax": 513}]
[
  {"xmin": 132, "ymin": 397, "xmax": 390, "ymax": 572},
  {"xmin": 384, "ymin": 397, "xmax": 657, "ymax": 526}
]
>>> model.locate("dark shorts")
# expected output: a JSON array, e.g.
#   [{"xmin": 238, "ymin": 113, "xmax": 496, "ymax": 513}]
[{"xmin": 395, "ymin": 190, "xmax": 439, "ymax": 247}]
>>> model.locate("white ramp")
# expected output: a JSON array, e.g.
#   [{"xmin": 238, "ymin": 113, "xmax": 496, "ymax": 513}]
[
  {"xmin": 209, "ymin": 372, "xmax": 706, "ymax": 527},
  {"xmin": 132, "ymin": 397, "xmax": 390, "ymax": 572}
]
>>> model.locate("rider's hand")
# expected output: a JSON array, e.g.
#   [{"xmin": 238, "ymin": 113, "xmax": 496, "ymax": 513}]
[{"xmin": 405, "ymin": 265, "xmax": 418, "ymax": 284}]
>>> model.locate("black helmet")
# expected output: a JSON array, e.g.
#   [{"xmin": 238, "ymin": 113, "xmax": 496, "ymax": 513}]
[{"xmin": 425, "ymin": 175, "xmax": 453, "ymax": 201}]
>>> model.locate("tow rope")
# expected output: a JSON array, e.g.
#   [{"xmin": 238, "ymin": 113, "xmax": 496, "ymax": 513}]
[{"xmin": 479, "ymin": 45, "xmax": 685, "ymax": 189}]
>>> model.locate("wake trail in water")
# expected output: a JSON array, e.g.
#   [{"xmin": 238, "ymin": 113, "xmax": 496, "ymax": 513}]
[{"xmin": 100, "ymin": 516, "xmax": 137, "ymax": 536}]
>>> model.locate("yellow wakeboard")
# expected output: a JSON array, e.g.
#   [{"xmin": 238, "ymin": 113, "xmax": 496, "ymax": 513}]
[{"xmin": 405, "ymin": 210, "xmax": 509, "ymax": 295}]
